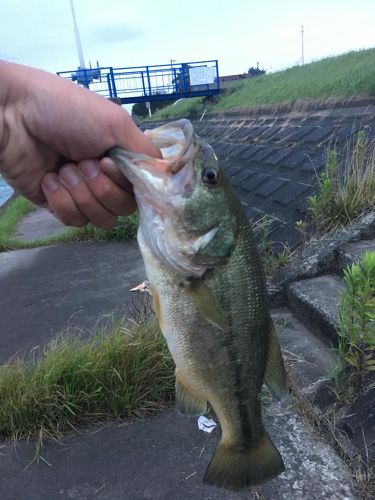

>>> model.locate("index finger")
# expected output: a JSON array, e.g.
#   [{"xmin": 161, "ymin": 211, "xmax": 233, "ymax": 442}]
[{"xmin": 100, "ymin": 157, "xmax": 134, "ymax": 192}]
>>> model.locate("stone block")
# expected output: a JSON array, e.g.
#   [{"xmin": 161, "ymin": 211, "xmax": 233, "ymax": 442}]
[
  {"xmin": 265, "ymin": 148, "xmax": 294, "ymax": 166},
  {"xmin": 287, "ymin": 275, "xmax": 347, "ymax": 344},
  {"xmin": 252, "ymin": 146, "xmax": 276, "ymax": 162},
  {"xmin": 273, "ymin": 182, "xmax": 312, "ymax": 206},
  {"xmin": 304, "ymin": 125, "xmax": 335, "ymax": 144},
  {"xmin": 255, "ymin": 177, "xmax": 289, "ymax": 198},
  {"xmin": 236, "ymin": 145, "xmax": 262, "ymax": 161},
  {"xmin": 242, "ymin": 172, "xmax": 270, "ymax": 193},
  {"xmin": 337, "ymin": 238, "xmax": 375, "ymax": 271},
  {"xmin": 282, "ymin": 150, "xmax": 310, "ymax": 168}
]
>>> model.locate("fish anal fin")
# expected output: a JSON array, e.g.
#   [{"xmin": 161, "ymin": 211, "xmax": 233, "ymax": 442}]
[
  {"xmin": 264, "ymin": 320, "xmax": 288, "ymax": 400},
  {"xmin": 176, "ymin": 374, "xmax": 208, "ymax": 416},
  {"xmin": 204, "ymin": 432, "xmax": 285, "ymax": 490},
  {"xmin": 186, "ymin": 280, "xmax": 228, "ymax": 332}
]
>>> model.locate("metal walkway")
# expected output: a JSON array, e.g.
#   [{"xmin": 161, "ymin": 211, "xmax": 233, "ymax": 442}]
[{"xmin": 57, "ymin": 60, "xmax": 220, "ymax": 104}]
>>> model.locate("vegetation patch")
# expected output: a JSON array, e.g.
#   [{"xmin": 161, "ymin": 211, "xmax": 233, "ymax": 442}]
[
  {"xmin": 0, "ymin": 196, "xmax": 36, "ymax": 250},
  {"xmin": 308, "ymin": 131, "xmax": 375, "ymax": 233},
  {"xmin": 0, "ymin": 197, "xmax": 139, "ymax": 251},
  {"xmin": 0, "ymin": 316, "xmax": 174, "ymax": 441},
  {"xmin": 335, "ymin": 251, "xmax": 375, "ymax": 395},
  {"xmin": 253, "ymin": 214, "xmax": 292, "ymax": 276},
  {"xmin": 68, "ymin": 213, "xmax": 139, "ymax": 242},
  {"xmin": 151, "ymin": 96, "xmax": 205, "ymax": 121}
]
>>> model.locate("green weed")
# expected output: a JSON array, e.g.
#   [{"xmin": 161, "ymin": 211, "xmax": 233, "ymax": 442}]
[
  {"xmin": 253, "ymin": 214, "xmax": 291, "ymax": 276},
  {"xmin": 308, "ymin": 131, "xmax": 375, "ymax": 232},
  {"xmin": 0, "ymin": 198, "xmax": 139, "ymax": 251},
  {"xmin": 336, "ymin": 251, "xmax": 375, "ymax": 390},
  {"xmin": 69, "ymin": 213, "xmax": 139, "ymax": 242},
  {"xmin": 151, "ymin": 97, "xmax": 205, "ymax": 120},
  {"xmin": 0, "ymin": 197, "xmax": 36, "ymax": 250},
  {"xmin": 0, "ymin": 316, "xmax": 174, "ymax": 441}
]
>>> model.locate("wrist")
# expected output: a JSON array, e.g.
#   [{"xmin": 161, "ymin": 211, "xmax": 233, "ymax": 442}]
[
  {"xmin": 0, "ymin": 61, "xmax": 29, "ymax": 159},
  {"xmin": 0, "ymin": 62, "xmax": 11, "ymax": 159}
]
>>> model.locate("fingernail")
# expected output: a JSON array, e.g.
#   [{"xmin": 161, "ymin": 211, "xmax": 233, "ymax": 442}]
[
  {"xmin": 79, "ymin": 160, "xmax": 100, "ymax": 180},
  {"xmin": 60, "ymin": 166, "xmax": 80, "ymax": 187},
  {"xmin": 42, "ymin": 175, "xmax": 59, "ymax": 192}
]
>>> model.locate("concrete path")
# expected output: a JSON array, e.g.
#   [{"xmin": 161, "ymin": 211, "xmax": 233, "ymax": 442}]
[
  {"xmin": 0, "ymin": 405, "xmax": 354, "ymax": 500},
  {"xmin": 0, "ymin": 241, "xmax": 145, "ymax": 364},
  {"xmin": 15, "ymin": 208, "xmax": 66, "ymax": 242},
  {"xmin": 0, "ymin": 240, "xmax": 356, "ymax": 499}
]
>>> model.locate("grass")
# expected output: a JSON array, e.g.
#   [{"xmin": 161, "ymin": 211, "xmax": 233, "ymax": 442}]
[
  {"xmin": 0, "ymin": 196, "xmax": 36, "ymax": 249},
  {"xmin": 0, "ymin": 315, "xmax": 174, "ymax": 441},
  {"xmin": 150, "ymin": 49, "xmax": 375, "ymax": 120},
  {"xmin": 308, "ymin": 131, "xmax": 375, "ymax": 233},
  {"xmin": 151, "ymin": 96, "xmax": 205, "ymax": 121},
  {"xmin": 253, "ymin": 214, "xmax": 292, "ymax": 275},
  {"xmin": 334, "ymin": 251, "xmax": 375, "ymax": 394},
  {"xmin": 0, "ymin": 195, "xmax": 139, "ymax": 252},
  {"xmin": 65, "ymin": 213, "xmax": 139, "ymax": 243}
]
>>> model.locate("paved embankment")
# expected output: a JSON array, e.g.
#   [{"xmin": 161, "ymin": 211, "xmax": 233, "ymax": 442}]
[
  {"xmin": 146, "ymin": 102, "xmax": 375, "ymax": 247},
  {"xmin": 194, "ymin": 104, "xmax": 375, "ymax": 247}
]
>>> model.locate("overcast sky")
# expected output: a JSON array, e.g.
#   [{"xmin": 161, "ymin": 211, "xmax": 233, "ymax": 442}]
[{"xmin": 1, "ymin": 0, "xmax": 374, "ymax": 76}]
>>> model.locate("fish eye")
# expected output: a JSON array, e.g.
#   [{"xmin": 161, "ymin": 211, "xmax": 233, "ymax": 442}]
[{"xmin": 202, "ymin": 167, "xmax": 220, "ymax": 186}]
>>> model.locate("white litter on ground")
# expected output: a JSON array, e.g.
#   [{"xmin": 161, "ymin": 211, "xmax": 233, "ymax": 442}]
[{"xmin": 197, "ymin": 416, "xmax": 217, "ymax": 433}]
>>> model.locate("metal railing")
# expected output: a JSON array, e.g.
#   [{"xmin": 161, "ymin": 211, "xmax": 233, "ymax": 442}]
[{"xmin": 57, "ymin": 60, "xmax": 220, "ymax": 103}]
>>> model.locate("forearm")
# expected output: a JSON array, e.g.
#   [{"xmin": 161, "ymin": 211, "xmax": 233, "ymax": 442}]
[{"xmin": 0, "ymin": 60, "xmax": 161, "ymax": 161}]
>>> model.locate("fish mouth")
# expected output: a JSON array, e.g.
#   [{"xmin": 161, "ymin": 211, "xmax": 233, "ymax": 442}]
[
  {"xmin": 109, "ymin": 119, "xmax": 198, "ymax": 201},
  {"xmin": 109, "ymin": 119, "xmax": 212, "ymax": 278}
]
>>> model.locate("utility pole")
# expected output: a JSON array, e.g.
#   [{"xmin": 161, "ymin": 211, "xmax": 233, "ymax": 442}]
[
  {"xmin": 301, "ymin": 25, "xmax": 305, "ymax": 65},
  {"xmin": 70, "ymin": 0, "xmax": 86, "ymax": 69},
  {"xmin": 170, "ymin": 59, "xmax": 176, "ymax": 89}
]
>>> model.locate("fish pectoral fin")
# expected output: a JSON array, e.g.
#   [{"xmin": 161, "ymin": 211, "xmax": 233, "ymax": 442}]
[
  {"xmin": 264, "ymin": 320, "xmax": 288, "ymax": 400},
  {"xmin": 175, "ymin": 374, "xmax": 208, "ymax": 416},
  {"xmin": 185, "ymin": 279, "xmax": 228, "ymax": 332},
  {"xmin": 204, "ymin": 432, "xmax": 285, "ymax": 490}
]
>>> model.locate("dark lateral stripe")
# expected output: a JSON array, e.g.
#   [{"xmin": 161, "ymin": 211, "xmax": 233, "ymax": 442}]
[{"xmin": 222, "ymin": 316, "xmax": 255, "ymax": 444}]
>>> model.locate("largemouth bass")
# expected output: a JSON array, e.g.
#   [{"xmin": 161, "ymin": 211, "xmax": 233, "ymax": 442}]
[{"xmin": 110, "ymin": 119, "xmax": 287, "ymax": 490}]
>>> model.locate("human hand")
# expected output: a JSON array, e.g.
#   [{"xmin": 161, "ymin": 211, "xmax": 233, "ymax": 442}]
[{"xmin": 0, "ymin": 61, "xmax": 161, "ymax": 228}]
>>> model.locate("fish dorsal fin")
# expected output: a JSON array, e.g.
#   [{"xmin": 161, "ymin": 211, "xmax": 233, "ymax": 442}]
[
  {"xmin": 264, "ymin": 320, "xmax": 288, "ymax": 400},
  {"xmin": 185, "ymin": 279, "xmax": 228, "ymax": 332}
]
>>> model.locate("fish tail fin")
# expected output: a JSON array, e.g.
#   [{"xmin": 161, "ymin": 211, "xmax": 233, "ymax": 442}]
[{"xmin": 203, "ymin": 432, "xmax": 284, "ymax": 490}]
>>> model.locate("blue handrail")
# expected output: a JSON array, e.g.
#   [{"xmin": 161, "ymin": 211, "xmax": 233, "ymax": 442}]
[{"xmin": 57, "ymin": 60, "xmax": 220, "ymax": 104}]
